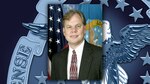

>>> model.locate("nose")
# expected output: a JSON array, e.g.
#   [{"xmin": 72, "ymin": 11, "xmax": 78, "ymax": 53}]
[{"xmin": 71, "ymin": 27, "xmax": 78, "ymax": 33}]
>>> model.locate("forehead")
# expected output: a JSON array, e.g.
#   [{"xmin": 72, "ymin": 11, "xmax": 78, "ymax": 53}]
[{"xmin": 64, "ymin": 14, "xmax": 82, "ymax": 24}]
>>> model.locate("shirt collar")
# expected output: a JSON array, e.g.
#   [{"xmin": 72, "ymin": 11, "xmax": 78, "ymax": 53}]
[{"xmin": 69, "ymin": 40, "xmax": 85, "ymax": 53}]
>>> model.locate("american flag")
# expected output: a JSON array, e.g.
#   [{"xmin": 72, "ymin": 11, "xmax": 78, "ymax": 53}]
[
  {"xmin": 48, "ymin": 4, "xmax": 67, "ymax": 60},
  {"xmin": 48, "ymin": 4, "xmax": 67, "ymax": 79}
]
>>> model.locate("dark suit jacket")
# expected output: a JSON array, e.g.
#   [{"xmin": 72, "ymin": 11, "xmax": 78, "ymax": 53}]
[{"xmin": 51, "ymin": 41, "xmax": 103, "ymax": 80}]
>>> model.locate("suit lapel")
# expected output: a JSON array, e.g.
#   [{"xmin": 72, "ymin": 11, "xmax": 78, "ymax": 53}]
[
  {"xmin": 78, "ymin": 42, "xmax": 93, "ymax": 79},
  {"xmin": 59, "ymin": 48, "xmax": 68, "ymax": 79}
]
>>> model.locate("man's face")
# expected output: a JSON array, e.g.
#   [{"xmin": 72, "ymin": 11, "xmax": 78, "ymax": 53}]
[{"xmin": 63, "ymin": 13, "xmax": 85, "ymax": 47}]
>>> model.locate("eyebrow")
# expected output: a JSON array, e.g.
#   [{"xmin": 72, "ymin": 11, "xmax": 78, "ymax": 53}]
[{"xmin": 65, "ymin": 23, "xmax": 82, "ymax": 26}]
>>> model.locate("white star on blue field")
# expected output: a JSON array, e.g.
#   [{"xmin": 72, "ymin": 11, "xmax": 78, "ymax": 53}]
[
  {"xmin": 140, "ymin": 71, "xmax": 150, "ymax": 84},
  {"xmin": 129, "ymin": 7, "xmax": 143, "ymax": 22},
  {"xmin": 115, "ymin": 0, "xmax": 129, "ymax": 11},
  {"xmin": 102, "ymin": 0, "xmax": 149, "ymax": 22},
  {"xmin": 100, "ymin": 0, "xmax": 109, "ymax": 6},
  {"xmin": 140, "ymin": 52, "xmax": 150, "ymax": 66},
  {"xmin": 35, "ymin": 71, "xmax": 47, "ymax": 84}
]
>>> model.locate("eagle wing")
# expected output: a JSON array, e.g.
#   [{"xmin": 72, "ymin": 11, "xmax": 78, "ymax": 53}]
[
  {"xmin": 104, "ymin": 24, "xmax": 150, "ymax": 84},
  {"xmin": 117, "ymin": 24, "xmax": 150, "ymax": 63},
  {"xmin": 22, "ymin": 23, "xmax": 48, "ymax": 39},
  {"xmin": 105, "ymin": 24, "xmax": 150, "ymax": 66}
]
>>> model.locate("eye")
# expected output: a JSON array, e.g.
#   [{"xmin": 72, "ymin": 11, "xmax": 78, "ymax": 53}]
[
  {"xmin": 76, "ymin": 25, "xmax": 82, "ymax": 28},
  {"xmin": 66, "ymin": 26, "xmax": 71, "ymax": 29}
]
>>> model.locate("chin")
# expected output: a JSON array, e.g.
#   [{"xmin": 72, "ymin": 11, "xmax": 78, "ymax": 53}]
[{"xmin": 69, "ymin": 41, "xmax": 80, "ymax": 45}]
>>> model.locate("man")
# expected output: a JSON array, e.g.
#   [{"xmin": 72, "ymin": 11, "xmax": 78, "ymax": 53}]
[{"xmin": 51, "ymin": 10, "xmax": 102, "ymax": 80}]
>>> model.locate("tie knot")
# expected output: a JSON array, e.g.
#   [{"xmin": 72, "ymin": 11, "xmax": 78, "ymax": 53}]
[
  {"xmin": 72, "ymin": 50, "xmax": 77, "ymax": 63},
  {"xmin": 72, "ymin": 50, "xmax": 76, "ymax": 54}
]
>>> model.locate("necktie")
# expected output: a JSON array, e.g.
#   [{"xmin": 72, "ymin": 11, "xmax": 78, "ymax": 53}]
[{"xmin": 70, "ymin": 50, "xmax": 77, "ymax": 80}]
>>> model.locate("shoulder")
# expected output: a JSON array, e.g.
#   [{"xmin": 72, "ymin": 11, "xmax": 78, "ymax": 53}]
[
  {"xmin": 85, "ymin": 41, "xmax": 102, "ymax": 51},
  {"xmin": 55, "ymin": 48, "xmax": 68, "ymax": 55},
  {"xmin": 52, "ymin": 48, "xmax": 68, "ymax": 60},
  {"xmin": 84, "ymin": 41, "xmax": 103, "ymax": 59}
]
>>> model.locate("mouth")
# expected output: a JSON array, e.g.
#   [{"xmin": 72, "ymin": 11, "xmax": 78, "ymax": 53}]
[{"xmin": 70, "ymin": 35, "xmax": 78, "ymax": 39}]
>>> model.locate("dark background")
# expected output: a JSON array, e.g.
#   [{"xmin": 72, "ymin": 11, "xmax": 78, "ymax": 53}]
[{"xmin": 0, "ymin": 0, "xmax": 38, "ymax": 83}]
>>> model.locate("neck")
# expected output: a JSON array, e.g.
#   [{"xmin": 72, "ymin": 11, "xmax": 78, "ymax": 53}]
[{"xmin": 69, "ymin": 40, "xmax": 84, "ymax": 49}]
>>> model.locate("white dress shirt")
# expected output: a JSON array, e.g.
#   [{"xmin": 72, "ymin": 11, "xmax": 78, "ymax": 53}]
[{"xmin": 67, "ymin": 40, "xmax": 85, "ymax": 79}]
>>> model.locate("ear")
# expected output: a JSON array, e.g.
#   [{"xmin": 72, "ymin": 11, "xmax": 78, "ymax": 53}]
[{"xmin": 83, "ymin": 26, "xmax": 86, "ymax": 33}]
